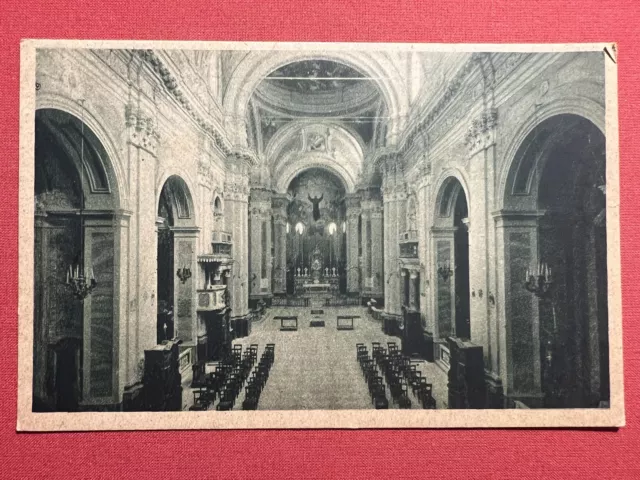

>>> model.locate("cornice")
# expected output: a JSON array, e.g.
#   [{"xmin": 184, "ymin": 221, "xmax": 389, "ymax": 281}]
[{"xmin": 137, "ymin": 49, "xmax": 233, "ymax": 156}]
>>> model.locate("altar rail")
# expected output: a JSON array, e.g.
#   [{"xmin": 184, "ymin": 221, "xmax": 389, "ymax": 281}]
[
  {"xmin": 325, "ymin": 297, "xmax": 361, "ymax": 307},
  {"xmin": 272, "ymin": 297, "xmax": 310, "ymax": 307}
]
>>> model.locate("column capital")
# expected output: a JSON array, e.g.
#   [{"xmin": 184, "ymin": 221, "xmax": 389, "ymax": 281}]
[
  {"xmin": 493, "ymin": 209, "xmax": 546, "ymax": 228},
  {"xmin": 465, "ymin": 108, "xmax": 498, "ymax": 156},
  {"xmin": 170, "ymin": 226, "xmax": 200, "ymax": 238},
  {"xmin": 125, "ymin": 103, "xmax": 160, "ymax": 156}
]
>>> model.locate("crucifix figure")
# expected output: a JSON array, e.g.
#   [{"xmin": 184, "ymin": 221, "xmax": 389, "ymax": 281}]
[{"xmin": 308, "ymin": 193, "xmax": 323, "ymax": 221}]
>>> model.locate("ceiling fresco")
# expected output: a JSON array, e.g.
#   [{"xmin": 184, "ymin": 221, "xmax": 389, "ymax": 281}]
[{"xmin": 266, "ymin": 60, "xmax": 366, "ymax": 93}]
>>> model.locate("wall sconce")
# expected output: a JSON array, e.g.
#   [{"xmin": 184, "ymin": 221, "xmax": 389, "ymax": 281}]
[
  {"xmin": 176, "ymin": 267, "xmax": 192, "ymax": 284},
  {"xmin": 67, "ymin": 265, "xmax": 97, "ymax": 300},
  {"xmin": 524, "ymin": 262, "xmax": 553, "ymax": 298},
  {"xmin": 437, "ymin": 262, "xmax": 453, "ymax": 281}
]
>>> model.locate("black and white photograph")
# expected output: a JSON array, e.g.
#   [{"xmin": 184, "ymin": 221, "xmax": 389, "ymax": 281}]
[{"xmin": 17, "ymin": 40, "xmax": 623, "ymax": 430}]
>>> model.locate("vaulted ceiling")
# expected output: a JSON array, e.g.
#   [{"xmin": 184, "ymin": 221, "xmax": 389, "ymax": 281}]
[{"xmin": 246, "ymin": 59, "xmax": 386, "ymax": 156}]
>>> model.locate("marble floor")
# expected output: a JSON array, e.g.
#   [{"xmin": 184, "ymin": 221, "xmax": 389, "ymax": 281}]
[{"xmin": 224, "ymin": 306, "xmax": 449, "ymax": 410}]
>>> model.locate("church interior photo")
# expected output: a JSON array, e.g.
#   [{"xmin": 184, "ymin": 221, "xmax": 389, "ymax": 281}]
[{"xmin": 31, "ymin": 46, "xmax": 610, "ymax": 412}]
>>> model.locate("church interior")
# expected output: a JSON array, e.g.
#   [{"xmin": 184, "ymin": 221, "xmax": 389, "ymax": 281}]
[{"xmin": 31, "ymin": 47, "xmax": 610, "ymax": 412}]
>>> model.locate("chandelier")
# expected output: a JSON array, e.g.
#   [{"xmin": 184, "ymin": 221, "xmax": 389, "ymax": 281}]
[{"xmin": 66, "ymin": 99, "xmax": 97, "ymax": 300}]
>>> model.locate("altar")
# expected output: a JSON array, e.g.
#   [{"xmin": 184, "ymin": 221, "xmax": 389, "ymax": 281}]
[
  {"xmin": 303, "ymin": 282, "xmax": 332, "ymax": 294},
  {"xmin": 292, "ymin": 245, "xmax": 340, "ymax": 295},
  {"xmin": 293, "ymin": 276, "xmax": 339, "ymax": 295}
]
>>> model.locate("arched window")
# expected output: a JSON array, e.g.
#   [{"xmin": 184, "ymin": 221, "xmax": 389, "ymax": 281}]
[
  {"xmin": 295, "ymin": 222, "xmax": 305, "ymax": 235},
  {"xmin": 342, "ymin": 221, "xmax": 346, "ymax": 233},
  {"xmin": 213, "ymin": 195, "xmax": 223, "ymax": 226},
  {"xmin": 286, "ymin": 222, "xmax": 291, "ymax": 234},
  {"xmin": 328, "ymin": 222, "xmax": 337, "ymax": 235}
]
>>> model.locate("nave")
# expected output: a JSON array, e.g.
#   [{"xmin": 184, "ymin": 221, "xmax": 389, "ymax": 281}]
[{"xmin": 184, "ymin": 307, "xmax": 448, "ymax": 411}]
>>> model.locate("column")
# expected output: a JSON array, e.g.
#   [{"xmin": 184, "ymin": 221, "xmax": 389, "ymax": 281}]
[
  {"xmin": 171, "ymin": 226, "xmax": 199, "ymax": 346},
  {"xmin": 249, "ymin": 188, "xmax": 273, "ymax": 300},
  {"xmin": 494, "ymin": 210, "xmax": 544, "ymax": 406},
  {"xmin": 124, "ymin": 106, "xmax": 159, "ymax": 389},
  {"xmin": 83, "ymin": 215, "xmax": 119, "ymax": 404},
  {"xmin": 360, "ymin": 209, "xmax": 371, "ymax": 292},
  {"xmin": 225, "ymin": 155, "xmax": 250, "ymax": 320},
  {"xmin": 382, "ymin": 158, "xmax": 405, "ymax": 317},
  {"xmin": 382, "ymin": 189, "xmax": 397, "ymax": 313},
  {"xmin": 345, "ymin": 194, "xmax": 361, "ymax": 294},
  {"xmin": 370, "ymin": 202, "xmax": 384, "ymax": 297},
  {"xmin": 32, "ymin": 210, "xmax": 49, "ymax": 404},
  {"xmin": 409, "ymin": 270, "xmax": 418, "ymax": 310},
  {"xmin": 272, "ymin": 194, "xmax": 289, "ymax": 294}
]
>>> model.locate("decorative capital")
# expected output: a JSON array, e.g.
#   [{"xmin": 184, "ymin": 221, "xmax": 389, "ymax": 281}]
[
  {"xmin": 125, "ymin": 103, "xmax": 160, "ymax": 155},
  {"xmin": 464, "ymin": 108, "xmax": 498, "ymax": 155}
]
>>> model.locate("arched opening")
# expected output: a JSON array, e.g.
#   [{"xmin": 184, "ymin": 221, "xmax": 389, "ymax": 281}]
[
  {"xmin": 33, "ymin": 108, "xmax": 118, "ymax": 411},
  {"xmin": 434, "ymin": 177, "xmax": 470, "ymax": 340},
  {"xmin": 157, "ymin": 175, "xmax": 196, "ymax": 345},
  {"xmin": 504, "ymin": 113, "xmax": 608, "ymax": 408},
  {"xmin": 213, "ymin": 195, "xmax": 223, "ymax": 227},
  {"xmin": 284, "ymin": 167, "xmax": 347, "ymax": 294}
]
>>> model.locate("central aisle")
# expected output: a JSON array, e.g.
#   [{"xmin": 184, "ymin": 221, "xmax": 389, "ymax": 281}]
[{"xmin": 232, "ymin": 307, "xmax": 448, "ymax": 410}]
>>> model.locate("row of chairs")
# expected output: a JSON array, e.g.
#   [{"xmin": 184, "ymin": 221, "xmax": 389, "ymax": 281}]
[
  {"xmin": 217, "ymin": 344, "xmax": 260, "ymax": 410},
  {"xmin": 190, "ymin": 344, "xmax": 259, "ymax": 410},
  {"xmin": 372, "ymin": 342, "xmax": 412, "ymax": 409},
  {"xmin": 242, "ymin": 344, "xmax": 275, "ymax": 410},
  {"xmin": 357, "ymin": 344, "xmax": 389, "ymax": 409},
  {"xmin": 374, "ymin": 342, "xmax": 436, "ymax": 409}
]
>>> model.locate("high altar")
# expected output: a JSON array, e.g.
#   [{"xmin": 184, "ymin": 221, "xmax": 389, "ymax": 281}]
[{"xmin": 293, "ymin": 246, "xmax": 339, "ymax": 294}]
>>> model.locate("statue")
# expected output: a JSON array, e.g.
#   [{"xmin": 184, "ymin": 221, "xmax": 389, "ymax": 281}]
[{"xmin": 308, "ymin": 193, "xmax": 323, "ymax": 221}]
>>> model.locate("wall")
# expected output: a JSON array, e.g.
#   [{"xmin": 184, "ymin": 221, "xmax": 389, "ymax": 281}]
[{"xmin": 35, "ymin": 48, "xmax": 233, "ymax": 406}]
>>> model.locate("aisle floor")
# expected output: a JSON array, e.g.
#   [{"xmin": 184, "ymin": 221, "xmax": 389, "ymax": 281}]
[{"xmin": 229, "ymin": 307, "xmax": 449, "ymax": 410}]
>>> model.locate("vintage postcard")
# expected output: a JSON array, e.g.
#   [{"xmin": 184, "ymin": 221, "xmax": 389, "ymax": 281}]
[{"xmin": 17, "ymin": 40, "xmax": 623, "ymax": 430}]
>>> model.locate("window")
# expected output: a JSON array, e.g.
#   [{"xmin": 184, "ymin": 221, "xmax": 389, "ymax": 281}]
[
  {"xmin": 328, "ymin": 222, "xmax": 337, "ymax": 235},
  {"xmin": 295, "ymin": 222, "xmax": 305, "ymax": 235}
]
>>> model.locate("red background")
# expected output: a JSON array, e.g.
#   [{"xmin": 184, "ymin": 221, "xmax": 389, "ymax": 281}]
[{"xmin": 1, "ymin": 1, "xmax": 639, "ymax": 478}]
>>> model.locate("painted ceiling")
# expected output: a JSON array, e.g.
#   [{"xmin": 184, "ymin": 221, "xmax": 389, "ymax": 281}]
[{"xmin": 266, "ymin": 60, "xmax": 366, "ymax": 93}]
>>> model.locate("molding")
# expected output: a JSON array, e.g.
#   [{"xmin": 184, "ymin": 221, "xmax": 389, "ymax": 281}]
[{"xmin": 137, "ymin": 49, "xmax": 233, "ymax": 156}]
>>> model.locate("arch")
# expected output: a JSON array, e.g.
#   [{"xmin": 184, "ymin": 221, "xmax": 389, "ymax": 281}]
[
  {"xmin": 35, "ymin": 95, "xmax": 126, "ymax": 209},
  {"xmin": 33, "ymin": 107, "xmax": 120, "ymax": 411},
  {"xmin": 275, "ymin": 159, "xmax": 356, "ymax": 194},
  {"xmin": 223, "ymin": 50, "xmax": 408, "ymax": 144},
  {"xmin": 497, "ymin": 110, "xmax": 608, "ymax": 407},
  {"xmin": 268, "ymin": 122, "xmax": 364, "ymax": 194},
  {"xmin": 212, "ymin": 191, "xmax": 224, "ymax": 218},
  {"xmin": 498, "ymin": 99, "xmax": 605, "ymax": 210},
  {"xmin": 156, "ymin": 171, "xmax": 198, "ymax": 226},
  {"xmin": 265, "ymin": 120, "xmax": 366, "ymax": 162},
  {"xmin": 433, "ymin": 170, "xmax": 471, "ymax": 224}
]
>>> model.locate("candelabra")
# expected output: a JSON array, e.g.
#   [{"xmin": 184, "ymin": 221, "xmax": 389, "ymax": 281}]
[
  {"xmin": 176, "ymin": 266, "xmax": 192, "ymax": 284},
  {"xmin": 524, "ymin": 261, "xmax": 557, "ymax": 400},
  {"xmin": 524, "ymin": 263, "xmax": 553, "ymax": 298},
  {"xmin": 437, "ymin": 262, "xmax": 453, "ymax": 281},
  {"xmin": 66, "ymin": 265, "xmax": 97, "ymax": 300}
]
